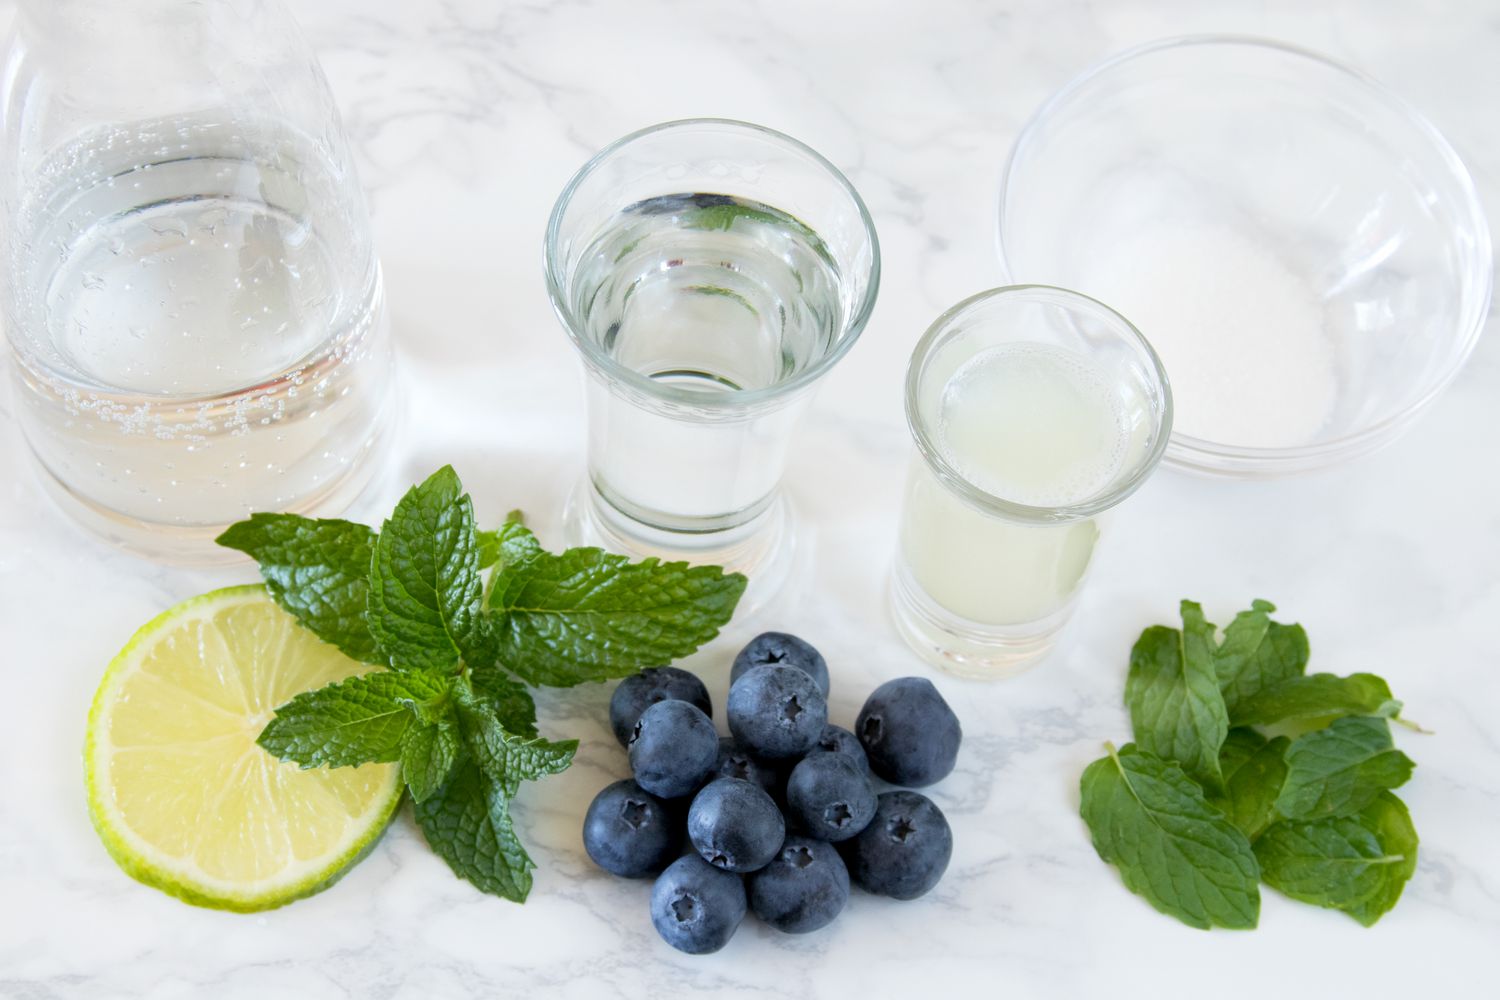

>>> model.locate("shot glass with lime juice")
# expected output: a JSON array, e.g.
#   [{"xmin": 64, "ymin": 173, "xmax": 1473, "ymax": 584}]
[{"xmin": 890, "ymin": 286, "xmax": 1172, "ymax": 679}]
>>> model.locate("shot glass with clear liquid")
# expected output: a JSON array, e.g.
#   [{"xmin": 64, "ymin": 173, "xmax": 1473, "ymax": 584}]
[
  {"xmin": 0, "ymin": 0, "xmax": 395, "ymax": 562},
  {"xmin": 545, "ymin": 119, "xmax": 880, "ymax": 610},
  {"xmin": 890, "ymin": 286, "xmax": 1172, "ymax": 679}
]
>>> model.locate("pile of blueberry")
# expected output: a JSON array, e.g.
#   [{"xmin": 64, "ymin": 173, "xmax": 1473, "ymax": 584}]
[{"xmin": 582, "ymin": 632, "xmax": 962, "ymax": 954}]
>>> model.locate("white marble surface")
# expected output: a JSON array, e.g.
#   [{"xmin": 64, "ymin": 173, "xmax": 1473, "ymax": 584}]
[{"xmin": 3, "ymin": 1, "xmax": 1500, "ymax": 996}]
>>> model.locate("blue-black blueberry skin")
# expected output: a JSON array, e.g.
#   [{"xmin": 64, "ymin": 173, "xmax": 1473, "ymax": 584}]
[
  {"xmin": 730, "ymin": 632, "xmax": 831, "ymax": 697},
  {"xmin": 711, "ymin": 736, "xmax": 785, "ymax": 799},
  {"xmin": 628, "ymin": 699, "xmax": 718, "ymax": 799},
  {"xmin": 582, "ymin": 779, "xmax": 678, "ymax": 878},
  {"xmin": 784, "ymin": 752, "xmax": 877, "ymax": 842},
  {"xmin": 855, "ymin": 676, "xmax": 962, "ymax": 787},
  {"xmin": 813, "ymin": 724, "xmax": 873, "ymax": 779},
  {"xmin": 650, "ymin": 853, "xmax": 748, "ymax": 954},
  {"xmin": 608, "ymin": 667, "xmax": 713, "ymax": 748},
  {"xmin": 844, "ymin": 790, "xmax": 953, "ymax": 900},
  {"xmin": 747, "ymin": 835, "xmax": 850, "ymax": 934},
  {"xmin": 687, "ymin": 777, "xmax": 786, "ymax": 873},
  {"xmin": 726, "ymin": 664, "xmax": 828, "ymax": 762}
]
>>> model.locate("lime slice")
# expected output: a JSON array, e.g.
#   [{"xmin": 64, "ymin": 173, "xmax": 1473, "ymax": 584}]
[{"xmin": 85, "ymin": 585, "xmax": 402, "ymax": 911}]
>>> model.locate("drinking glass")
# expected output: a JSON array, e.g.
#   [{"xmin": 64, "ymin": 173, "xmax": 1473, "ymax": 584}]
[
  {"xmin": 0, "ymin": 0, "xmax": 395, "ymax": 562},
  {"xmin": 890, "ymin": 286, "xmax": 1172, "ymax": 678},
  {"xmin": 545, "ymin": 119, "xmax": 880, "ymax": 609}
]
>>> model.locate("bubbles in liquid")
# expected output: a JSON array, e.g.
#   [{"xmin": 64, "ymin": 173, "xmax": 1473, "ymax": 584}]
[
  {"xmin": 4, "ymin": 114, "xmax": 390, "ymax": 532},
  {"xmin": 936, "ymin": 342, "xmax": 1129, "ymax": 508}
]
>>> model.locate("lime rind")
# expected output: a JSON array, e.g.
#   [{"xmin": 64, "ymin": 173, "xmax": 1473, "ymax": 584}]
[{"xmin": 84, "ymin": 585, "xmax": 404, "ymax": 912}]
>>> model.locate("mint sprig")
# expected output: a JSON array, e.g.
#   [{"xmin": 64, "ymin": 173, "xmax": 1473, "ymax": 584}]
[
  {"xmin": 368, "ymin": 466, "xmax": 488, "ymax": 673},
  {"xmin": 257, "ymin": 669, "xmax": 449, "ymax": 768},
  {"xmin": 217, "ymin": 466, "xmax": 747, "ymax": 903},
  {"xmin": 217, "ymin": 514, "xmax": 382, "ymax": 663},
  {"xmin": 1080, "ymin": 599, "xmax": 1422, "ymax": 929},
  {"xmin": 488, "ymin": 545, "xmax": 749, "ymax": 687},
  {"xmin": 413, "ymin": 759, "xmax": 535, "ymax": 901}
]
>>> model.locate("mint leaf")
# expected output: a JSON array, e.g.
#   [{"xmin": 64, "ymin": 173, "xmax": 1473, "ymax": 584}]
[
  {"xmin": 478, "ymin": 535, "xmax": 501, "ymax": 572},
  {"xmin": 217, "ymin": 514, "xmax": 381, "ymax": 664},
  {"xmin": 1125, "ymin": 601, "xmax": 1229, "ymax": 789},
  {"xmin": 1230, "ymin": 673, "xmax": 1399, "ymax": 728},
  {"xmin": 1079, "ymin": 743, "xmax": 1260, "ymax": 930},
  {"xmin": 477, "ymin": 513, "xmax": 540, "ymax": 573},
  {"xmin": 468, "ymin": 668, "xmax": 538, "ymax": 738},
  {"xmin": 414, "ymin": 760, "xmax": 533, "ymax": 902},
  {"xmin": 1255, "ymin": 792, "xmax": 1418, "ymax": 926},
  {"xmin": 400, "ymin": 715, "xmax": 463, "ymax": 803},
  {"xmin": 1207, "ymin": 728, "xmax": 1290, "ymax": 841},
  {"xmin": 488, "ymin": 547, "xmax": 746, "ymax": 687},
  {"xmin": 1214, "ymin": 600, "xmax": 1308, "ymax": 714},
  {"xmin": 368, "ymin": 466, "xmax": 485, "ymax": 672},
  {"xmin": 1275, "ymin": 716, "xmax": 1415, "ymax": 821},
  {"xmin": 457, "ymin": 700, "xmax": 576, "ymax": 793},
  {"xmin": 257, "ymin": 670, "xmax": 449, "ymax": 768},
  {"xmin": 1343, "ymin": 793, "xmax": 1420, "ymax": 926}
]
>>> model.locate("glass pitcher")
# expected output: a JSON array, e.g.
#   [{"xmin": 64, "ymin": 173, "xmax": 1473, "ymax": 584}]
[{"xmin": 0, "ymin": 0, "xmax": 395, "ymax": 562}]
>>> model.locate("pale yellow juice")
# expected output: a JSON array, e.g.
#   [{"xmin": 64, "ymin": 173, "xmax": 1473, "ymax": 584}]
[{"xmin": 899, "ymin": 342, "xmax": 1134, "ymax": 626}]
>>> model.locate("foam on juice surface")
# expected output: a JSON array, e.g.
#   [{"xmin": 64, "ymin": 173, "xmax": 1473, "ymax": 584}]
[{"xmin": 935, "ymin": 342, "xmax": 1128, "ymax": 508}]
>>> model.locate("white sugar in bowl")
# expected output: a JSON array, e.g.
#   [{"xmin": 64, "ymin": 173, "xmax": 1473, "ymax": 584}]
[{"xmin": 998, "ymin": 36, "xmax": 1492, "ymax": 478}]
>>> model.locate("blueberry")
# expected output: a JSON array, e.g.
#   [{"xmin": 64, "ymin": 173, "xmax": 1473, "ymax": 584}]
[
  {"xmin": 844, "ymin": 790, "xmax": 952, "ymax": 900},
  {"xmin": 582, "ymin": 779, "xmax": 678, "ymax": 878},
  {"xmin": 856, "ymin": 677, "xmax": 962, "ymax": 786},
  {"xmin": 747, "ymin": 835, "xmax": 850, "ymax": 934},
  {"xmin": 628, "ymin": 700, "xmax": 717, "ymax": 799},
  {"xmin": 650, "ymin": 854, "xmax": 747, "ymax": 954},
  {"xmin": 785, "ymin": 752, "xmax": 877, "ymax": 842},
  {"xmin": 731, "ymin": 632, "xmax": 830, "ymax": 697},
  {"xmin": 712, "ymin": 737, "xmax": 784, "ymax": 799},
  {"xmin": 687, "ymin": 777, "xmax": 786, "ymax": 873},
  {"xmin": 814, "ymin": 724, "xmax": 873, "ymax": 780},
  {"xmin": 609, "ymin": 667, "xmax": 712, "ymax": 748},
  {"xmin": 727, "ymin": 664, "xmax": 827, "ymax": 762}
]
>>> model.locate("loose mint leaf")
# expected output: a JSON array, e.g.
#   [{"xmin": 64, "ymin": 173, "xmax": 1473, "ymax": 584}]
[
  {"xmin": 217, "ymin": 514, "xmax": 381, "ymax": 664},
  {"xmin": 468, "ymin": 668, "xmax": 539, "ymax": 738},
  {"xmin": 400, "ymin": 715, "xmax": 463, "ymax": 803},
  {"xmin": 477, "ymin": 512, "xmax": 540, "ymax": 573},
  {"xmin": 257, "ymin": 670, "xmax": 449, "ymax": 768},
  {"xmin": 1255, "ymin": 792, "xmax": 1418, "ymax": 926},
  {"xmin": 1343, "ymin": 793, "xmax": 1420, "ymax": 926},
  {"xmin": 1275, "ymin": 717, "xmax": 1415, "ymax": 821},
  {"xmin": 1079, "ymin": 743, "xmax": 1260, "ymax": 930},
  {"xmin": 414, "ymin": 760, "xmax": 533, "ymax": 902},
  {"xmin": 488, "ymin": 547, "xmax": 747, "ymax": 687},
  {"xmin": 368, "ymin": 466, "xmax": 485, "ymax": 672},
  {"xmin": 1207, "ymin": 728, "xmax": 1290, "ymax": 841},
  {"xmin": 1230, "ymin": 673, "xmax": 1400, "ymax": 728},
  {"xmin": 1214, "ymin": 600, "xmax": 1309, "ymax": 714},
  {"xmin": 457, "ymin": 700, "xmax": 576, "ymax": 794},
  {"xmin": 1125, "ymin": 601, "xmax": 1229, "ymax": 790}
]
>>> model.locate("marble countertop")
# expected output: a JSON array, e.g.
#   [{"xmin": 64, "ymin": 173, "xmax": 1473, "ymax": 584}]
[{"xmin": 3, "ymin": 0, "xmax": 1499, "ymax": 996}]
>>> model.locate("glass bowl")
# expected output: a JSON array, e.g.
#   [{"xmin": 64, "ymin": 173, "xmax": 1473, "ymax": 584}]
[{"xmin": 998, "ymin": 36, "xmax": 1492, "ymax": 477}]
